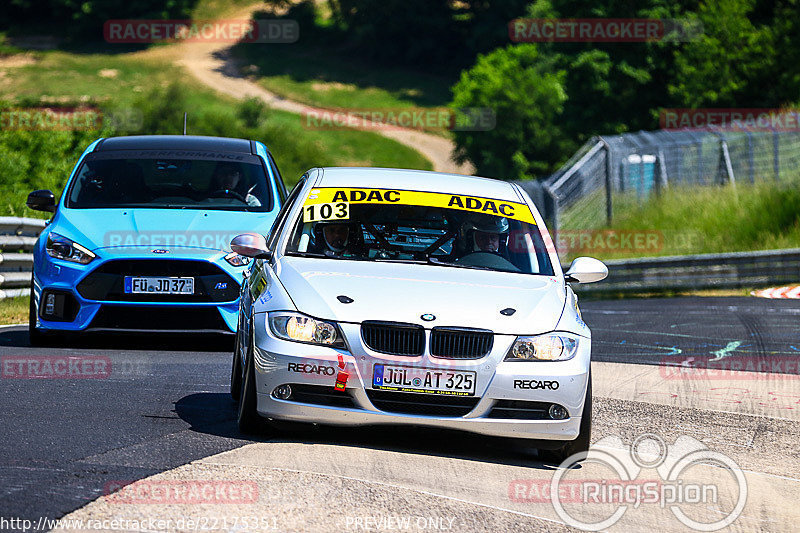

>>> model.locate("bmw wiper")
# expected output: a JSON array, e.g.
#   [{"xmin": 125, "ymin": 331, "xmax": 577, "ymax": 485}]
[
  {"xmin": 285, "ymin": 251, "xmax": 342, "ymax": 259},
  {"xmin": 425, "ymin": 256, "xmax": 494, "ymax": 271}
]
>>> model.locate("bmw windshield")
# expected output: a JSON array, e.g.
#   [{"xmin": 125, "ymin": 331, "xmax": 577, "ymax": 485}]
[
  {"xmin": 284, "ymin": 187, "xmax": 554, "ymax": 275},
  {"xmin": 66, "ymin": 152, "xmax": 274, "ymax": 211}
]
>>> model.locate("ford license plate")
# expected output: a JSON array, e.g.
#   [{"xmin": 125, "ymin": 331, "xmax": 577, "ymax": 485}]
[{"xmin": 124, "ymin": 276, "xmax": 194, "ymax": 294}]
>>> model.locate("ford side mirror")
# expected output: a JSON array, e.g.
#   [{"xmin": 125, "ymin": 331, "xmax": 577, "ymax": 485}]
[
  {"xmin": 231, "ymin": 233, "xmax": 272, "ymax": 260},
  {"xmin": 27, "ymin": 189, "xmax": 56, "ymax": 213},
  {"xmin": 564, "ymin": 257, "xmax": 608, "ymax": 284}
]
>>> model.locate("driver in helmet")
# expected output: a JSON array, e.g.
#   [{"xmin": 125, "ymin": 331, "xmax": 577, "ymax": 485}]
[
  {"xmin": 457, "ymin": 216, "xmax": 510, "ymax": 256},
  {"xmin": 210, "ymin": 163, "xmax": 261, "ymax": 207},
  {"xmin": 312, "ymin": 221, "xmax": 360, "ymax": 256}
]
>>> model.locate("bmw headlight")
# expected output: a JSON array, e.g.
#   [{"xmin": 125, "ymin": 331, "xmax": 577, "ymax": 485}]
[
  {"xmin": 506, "ymin": 333, "xmax": 580, "ymax": 361},
  {"xmin": 46, "ymin": 233, "xmax": 95, "ymax": 264},
  {"xmin": 268, "ymin": 312, "xmax": 346, "ymax": 348}
]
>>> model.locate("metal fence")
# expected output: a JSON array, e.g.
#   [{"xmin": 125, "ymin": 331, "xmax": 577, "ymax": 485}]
[
  {"xmin": 568, "ymin": 248, "xmax": 800, "ymax": 293},
  {"xmin": 0, "ymin": 217, "xmax": 43, "ymax": 300},
  {"xmin": 543, "ymin": 128, "xmax": 800, "ymax": 237}
]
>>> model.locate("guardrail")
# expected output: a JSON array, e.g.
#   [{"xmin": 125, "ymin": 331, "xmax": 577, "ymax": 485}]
[
  {"xmin": 0, "ymin": 217, "xmax": 45, "ymax": 300},
  {"xmin": 568, "ymin": 248, "xmax": 800, "ymax": 292}
]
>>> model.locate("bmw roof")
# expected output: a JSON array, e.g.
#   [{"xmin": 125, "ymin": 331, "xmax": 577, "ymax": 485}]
[
  {"xmin": 94, "ymin": 135, "xmax": 253, "ymax": 153},
  {"xmin": 311, "ymin": 167, "xmax": 524, "ymax": 202}
]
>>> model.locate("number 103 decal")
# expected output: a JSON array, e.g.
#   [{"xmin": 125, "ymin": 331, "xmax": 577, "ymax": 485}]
[{"xmin": 303, "ymin": 202, "xmax": 350, "ymax": 223}]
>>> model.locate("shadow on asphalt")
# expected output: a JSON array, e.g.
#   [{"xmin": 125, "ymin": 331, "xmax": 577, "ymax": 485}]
[
  {"xmin": 175, "ymin": 392, "xmax": 557, "ymax": 470},
  {"xmin": 0, "ymin": 325, "xmax": 233, "ymax": 352}
]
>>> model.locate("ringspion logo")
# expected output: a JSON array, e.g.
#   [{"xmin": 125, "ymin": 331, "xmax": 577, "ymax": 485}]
[{"xmin": 537, "ymin": 434, "xmax": 747, "ymax": 531}]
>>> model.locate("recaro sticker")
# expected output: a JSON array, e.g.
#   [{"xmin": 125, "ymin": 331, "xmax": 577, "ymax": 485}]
[{"xmin": 303, "ymin": 188, "xmax": 536, "ymax": 224}]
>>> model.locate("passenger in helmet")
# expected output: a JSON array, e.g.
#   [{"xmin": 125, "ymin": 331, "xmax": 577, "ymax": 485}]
[{"xmin": 454, "ymin": 216, "xmax": 510, "ymax": 257}]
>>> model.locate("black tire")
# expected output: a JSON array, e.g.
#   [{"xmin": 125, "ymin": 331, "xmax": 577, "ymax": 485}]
[
  {"xmin": 237, "ymin": 325, "xmax": 264, "ymax": 434},
  {"xmin": 541, "ymin": 374, "xmax": 592, "ymax": 464},
  {"xmin": 230, "ymin": 325, "xmax": 243, "ymax": 402}
]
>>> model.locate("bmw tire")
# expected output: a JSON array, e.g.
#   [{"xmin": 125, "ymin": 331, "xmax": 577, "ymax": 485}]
[{"xmin": 237, "ymin": 323, "xmax": 264, "ymax": 434}]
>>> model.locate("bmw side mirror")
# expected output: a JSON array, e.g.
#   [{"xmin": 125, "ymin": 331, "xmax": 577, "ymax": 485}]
[
  {"xmin": 564, "ymin": 257, "xmax": 608, "ymax": 284},
  {"xmin": 231, "ymin": 233, "xmax": 272, "ymax": 260},
  {"xmin": 27, "ymin": 189, "xmax": 56, "ymax": 213}
]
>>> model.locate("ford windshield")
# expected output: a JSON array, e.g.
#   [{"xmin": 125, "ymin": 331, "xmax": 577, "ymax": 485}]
[{"xmin": 66, "ymin": 152, "xmax": 274, "ymax": 211}]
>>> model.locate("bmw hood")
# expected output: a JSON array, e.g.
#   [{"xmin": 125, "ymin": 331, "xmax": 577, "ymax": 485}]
[
  {"xmin": 277, "ymin": 257, "xmax": 566, "ymax": 336},
  {"xmin": 53, "ymin": 208, "xmax": 275, "ymax": 253}
]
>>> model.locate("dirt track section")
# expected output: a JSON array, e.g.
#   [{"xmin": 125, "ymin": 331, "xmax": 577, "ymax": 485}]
[{"xmin": 174, "ymin": 6, "xmax": 474, "ymax": 175}]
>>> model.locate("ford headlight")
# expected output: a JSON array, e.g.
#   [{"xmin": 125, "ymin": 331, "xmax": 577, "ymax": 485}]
[
  {"xmin": 224, "ymin": 251, "xmax": 250, "ymax": 267},
  {"xmin": 268, "ymin": 312, "xmax": 346, "ymax": 348},
  {"xmin": 46, "ymin": 233, "xmax": 95, "ymax": 264},
  {"xmin": 506, "ymin": 333, "xmax": 580, "ymax": 361}
]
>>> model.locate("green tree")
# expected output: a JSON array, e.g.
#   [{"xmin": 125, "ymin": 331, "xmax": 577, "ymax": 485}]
[{"xmin": 451, "ymin": 44, "xmax": 569, "ymax": 179}]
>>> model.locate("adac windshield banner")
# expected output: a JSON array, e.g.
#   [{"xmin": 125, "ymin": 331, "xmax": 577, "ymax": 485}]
[{"xmin": 303, "ymin": 187, "xmax": 536, "ymax": 225}]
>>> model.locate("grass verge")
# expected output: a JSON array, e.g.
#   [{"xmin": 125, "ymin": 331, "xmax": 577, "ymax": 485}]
[
  {"xmin": 0, "ymin": 46, "xmax": 431, "ymax": 217},
  {"xmin": 0, "ymin": 296, "xmax": 28, "ymax": 325},
  {"xmin": 559, "ymin": 179, "xmax": 800, "ymax": 262},
  {"xmin": 233, "ymin": 40, "xmax": 454, "ymax": 112}
]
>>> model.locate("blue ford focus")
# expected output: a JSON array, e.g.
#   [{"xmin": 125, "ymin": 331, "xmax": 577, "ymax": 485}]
[{"xmin": 26, "ymin": 135, "xmax": 285, "ymax": 344}]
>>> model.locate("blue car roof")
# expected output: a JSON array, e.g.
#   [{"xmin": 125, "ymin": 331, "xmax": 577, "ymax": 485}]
[{"xmin": 94, "ymin": 135, "xmax": 253, "ymax": 153}]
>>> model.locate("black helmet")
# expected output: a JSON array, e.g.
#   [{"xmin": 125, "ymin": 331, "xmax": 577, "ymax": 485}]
[
  {"xmin": 457, "ymin": 216, "xmax": 510, "ymax": 254},
  {"xmin": 462, "ymin": 216, "xmax": 509, "ymax": 235},
  {"xmin": 311, "ymin": 220, "xmax": 357, "ymax": 253}
]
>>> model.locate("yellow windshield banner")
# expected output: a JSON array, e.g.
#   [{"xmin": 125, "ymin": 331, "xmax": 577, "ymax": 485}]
[{"xmin": 303, "ymin": 187, "xmax": 536, "ymax": 224}]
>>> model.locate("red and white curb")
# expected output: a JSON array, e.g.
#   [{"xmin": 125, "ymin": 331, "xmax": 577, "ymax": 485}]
[{"xmin": 751, "ymin": 286, "xmax": 800, "ymax": 298}]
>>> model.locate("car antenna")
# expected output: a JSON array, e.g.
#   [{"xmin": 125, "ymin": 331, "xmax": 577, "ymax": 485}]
[{"xmin": 183, "ymin": 112, "xmax": 188, "ymax": 135}]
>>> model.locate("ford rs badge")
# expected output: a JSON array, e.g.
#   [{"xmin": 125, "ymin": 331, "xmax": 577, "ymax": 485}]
[
  {"xmin": 151, "ymin": 249, "xmax": 169, "ymax": 254},
  {"xmin": 421, "ymin": 314, "xmax": 436, "ymax": 322}
]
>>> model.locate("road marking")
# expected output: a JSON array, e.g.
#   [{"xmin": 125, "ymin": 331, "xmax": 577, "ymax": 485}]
[{"xmin": 709, "ymin": 341, "xmax": 742, "ymax": 361}]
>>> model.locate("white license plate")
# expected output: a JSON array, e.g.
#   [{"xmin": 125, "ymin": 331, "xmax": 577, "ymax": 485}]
[
  {"xmin": 372, "ymin": 364, "xmax": 476, "ymax": 396},
  {"xmin": 124, "ymin": 276, "xmax": 194, "ymax": 294}
]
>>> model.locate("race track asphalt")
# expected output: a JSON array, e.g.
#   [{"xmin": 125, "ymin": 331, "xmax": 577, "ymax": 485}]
[{"xmin": 0, "ymin": 297, "xmax": 798, "ymax": 531}]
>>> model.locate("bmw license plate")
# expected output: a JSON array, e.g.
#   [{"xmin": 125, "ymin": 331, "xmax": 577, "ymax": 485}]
[
  {"xmin": 372, "ymin": 364, "xmax": 476, "ymax": 396},
  {"xmin": 124, "ymin": 276, "xmax": 194, "ymax": 294}
]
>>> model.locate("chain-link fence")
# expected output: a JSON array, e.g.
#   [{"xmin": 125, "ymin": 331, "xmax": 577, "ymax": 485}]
[{"xmin": 540, "ymin": 128, "xmax": 800, "ymax": 239}]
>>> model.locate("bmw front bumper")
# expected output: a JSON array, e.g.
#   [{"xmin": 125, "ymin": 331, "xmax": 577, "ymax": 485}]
[{"xmin": 252, "ymin": 320, "xmax": 590, "ymax": 441}]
